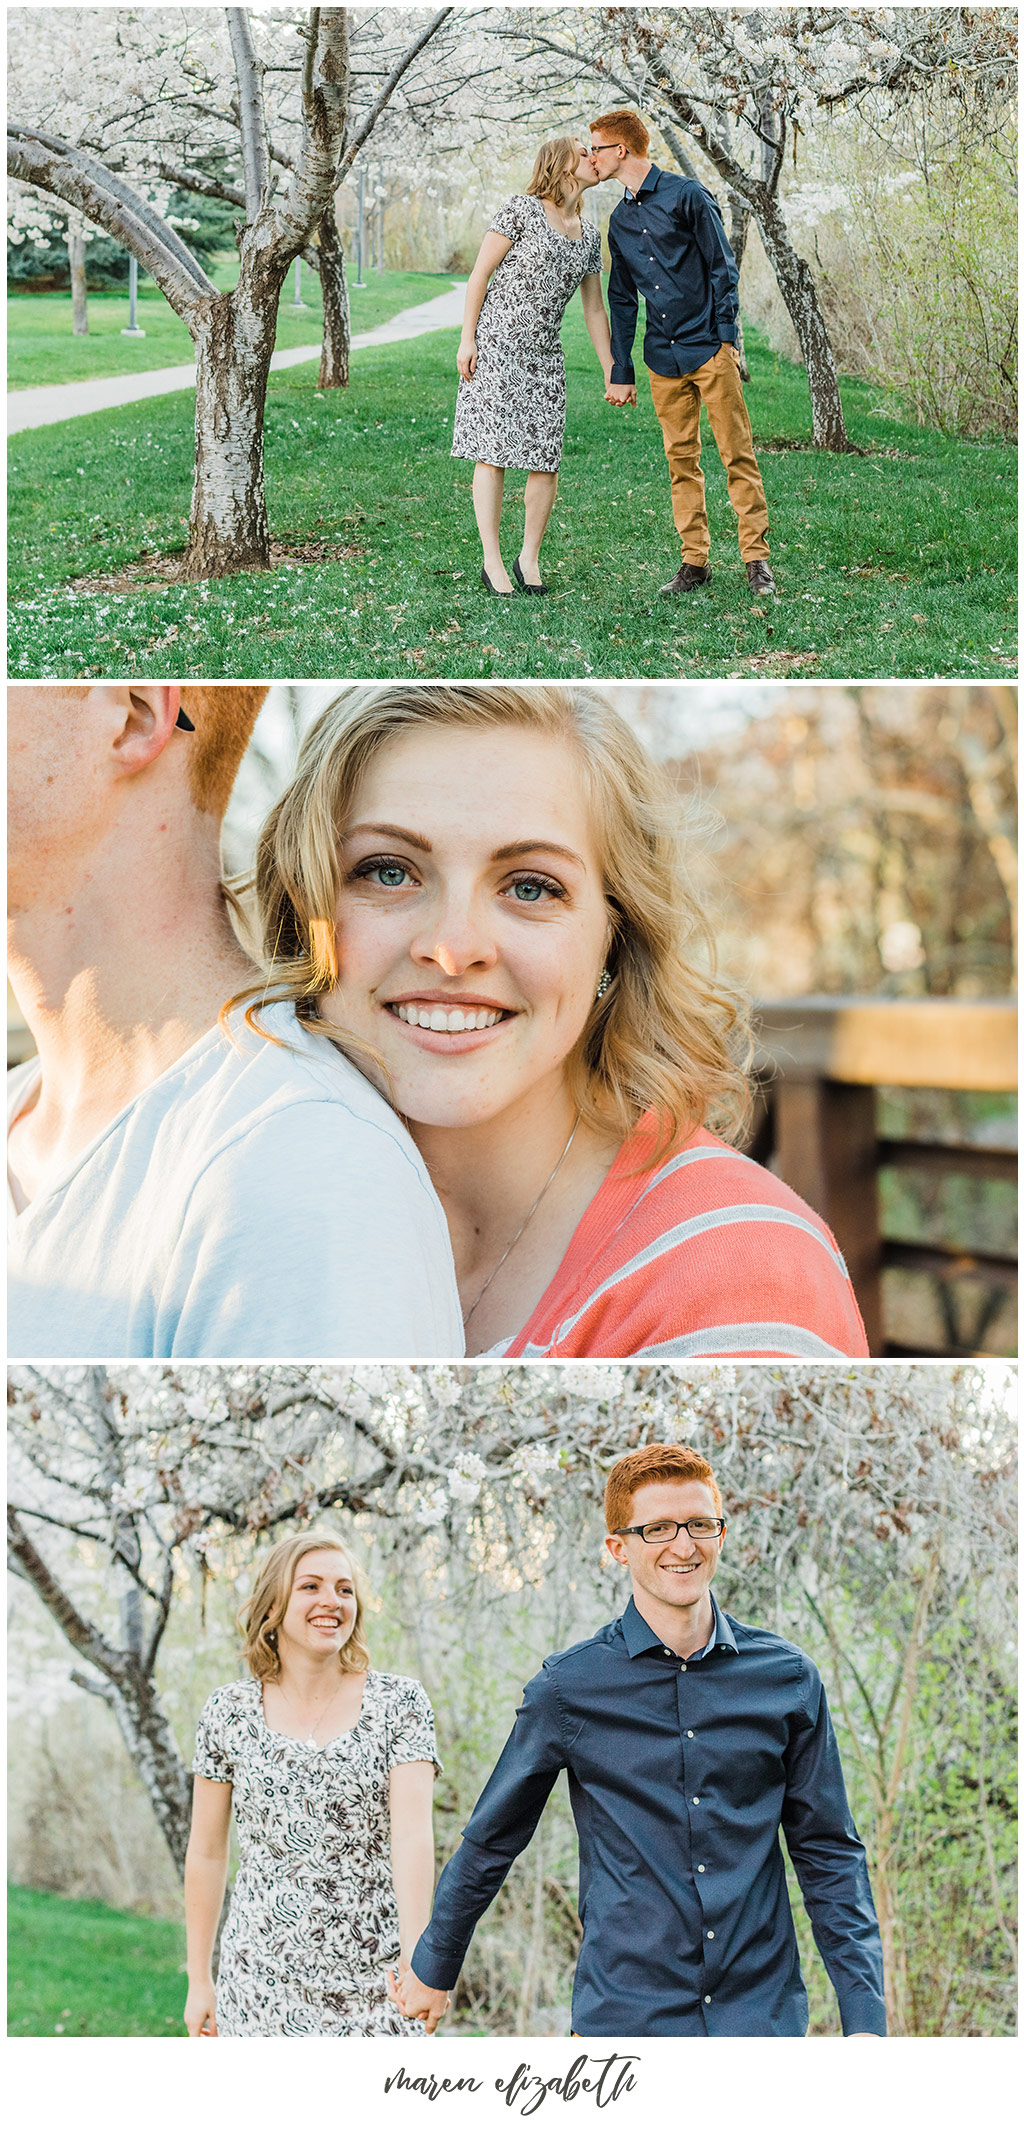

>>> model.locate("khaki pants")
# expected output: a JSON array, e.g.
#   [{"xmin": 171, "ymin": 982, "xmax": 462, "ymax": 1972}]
[{"xmin": 648, "ymin": 346, "xmax": 770, "ymax": 563}]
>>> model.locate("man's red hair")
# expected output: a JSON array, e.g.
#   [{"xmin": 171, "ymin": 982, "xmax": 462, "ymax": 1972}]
[
  {"xmin": 590, "ymin": 109, "xmax": 651, "ymax": 158},
  {"xmin": 179, "ymin": 684, "xmax": 268, "ymax": 817},
  {"xmin": 605, "ymin": 1443, "xmax": 722, "ymax": 1532}
]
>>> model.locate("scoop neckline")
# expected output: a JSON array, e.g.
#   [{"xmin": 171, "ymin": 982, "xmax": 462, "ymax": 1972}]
[
  {"xmin": 258, "ymin": 1670, "xmax": 370, "ymax": 1751},
  {"xmin": 537, "ymin": 198, "xmax": 587, "ymax": 244}
]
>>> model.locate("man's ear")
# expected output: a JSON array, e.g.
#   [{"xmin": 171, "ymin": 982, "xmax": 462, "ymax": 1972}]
[
  {"xmin": 604, "ymin": 1532, "xmax": 628, "ymax": 1568},
  {"xmin": 99, "ymin": 685, "xmax": 183, "ymax": 778}
]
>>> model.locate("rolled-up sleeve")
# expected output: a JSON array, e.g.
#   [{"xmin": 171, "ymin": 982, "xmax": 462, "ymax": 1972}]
[
  {"xmin": 782, "ymin": 1665, "xmax": 887, "ymax": 2035},
  {"xmin": 411, "ymin": 1666, "xmax": 566, "ymax": 1990}
]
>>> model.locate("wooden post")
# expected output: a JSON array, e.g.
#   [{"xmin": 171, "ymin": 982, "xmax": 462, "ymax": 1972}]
[{"xmin": 772, "ymin": 1079, "xmax": 883, "ymax": 1355}]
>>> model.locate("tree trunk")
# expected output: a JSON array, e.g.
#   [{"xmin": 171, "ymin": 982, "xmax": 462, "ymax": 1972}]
[
  {"xmin": 182, "ymin": 254, "xmax": 285, "ymax": 580},
  {"xmin": 317, "ymin": 205, "xmax": 350, "ymax": 388},
  {"xmin": 757, "ymin": 195, "xmax": 856, "ymax": 451},
  {"xmin": 68, "ymin": 228, "xmax": 88, "ymax": 335},
  {"xmin": 727, "ymin": 192, "xmax": 751, "ymax": 379},
  {"xmin": 106, "ymin": 1668, "xmax": 194, "ymax": 1876}
]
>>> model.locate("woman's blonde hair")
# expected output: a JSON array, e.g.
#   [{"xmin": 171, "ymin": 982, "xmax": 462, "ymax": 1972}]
[
  {"xmin": 229, "ymin": 684, "xmax": 752, "ymax": 1157},
  {"xmin": 239, "ymin": 1529, "xmax": 371, "ymax": 1683},
  {"xmin": 527, "ymin": 135, "xmax": 584, "ymax": 211}
]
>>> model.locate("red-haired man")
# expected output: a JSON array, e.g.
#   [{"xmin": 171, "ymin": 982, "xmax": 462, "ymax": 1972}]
[
  {"xmin": 590, "ymin": 109, "xmax": 776, "ymax": 599},
  {"xmin": 7, "ymin": 683, "xmax": 461, "ymax": 1360},
  {"xmin": 395, "ymin": 1442, "xmax": 885, "ymax": 2037}
]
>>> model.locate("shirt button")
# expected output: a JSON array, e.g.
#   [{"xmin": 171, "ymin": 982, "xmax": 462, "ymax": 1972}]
[
  {"xmin": 692, "ymin": 1797, "xmax": 700, "ymax": 1805},
  {"xmin": 707, "ymin": 1931, "xmax": 715, "ymax": 1940},
  {"xmin": 680, "ymin": 1663, "xmax": 687, "ymax": 1672},
  {"xmin": 704, "ymin": 1995, "xmax": 712, "ymax": 2005},
  {"xmin": 698, "ymin": 1865, "xmax": 706, "ymax": 1873},
  {"xmin": 663, "ymin": 1647, "xmax": 671, "ymax": 1656},
  {"xmin": 687, "ymin": 1730, "xmax": 694, "ymax": 1738}
]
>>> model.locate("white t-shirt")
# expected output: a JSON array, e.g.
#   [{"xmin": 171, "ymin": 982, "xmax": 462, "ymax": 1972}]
[{"xmin": 7, "ymin": 1003, "xmax": 463, "ymax": 1361}]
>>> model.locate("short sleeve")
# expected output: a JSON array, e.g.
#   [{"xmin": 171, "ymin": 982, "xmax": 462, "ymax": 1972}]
[
  {"xmin": 585, "ymin": 222, "xmax": 603, "ymax": 277},
  {"xmin": 193, "ymin": 1687, "xmax": 235, "ymax": 1784},
  {"xmin": 386, "ymin": 1677, "xmax": 441, "ymax": 1775},
  {"xmin": 489, "ymin": 194, "xmax": 529, "ymax": 245}
]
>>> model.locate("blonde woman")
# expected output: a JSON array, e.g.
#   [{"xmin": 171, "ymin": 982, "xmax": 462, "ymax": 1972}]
[
  {"xmin": 183, "ymin": 1531, "xmax": 440, "ymax": 2037},
  {"xmin": 453, "ymin": 137, "xmax": 611, "ymax": 594},
  {"xmin": 232, "ymin": 685, "xmax": 869, "ymax": 1362}
]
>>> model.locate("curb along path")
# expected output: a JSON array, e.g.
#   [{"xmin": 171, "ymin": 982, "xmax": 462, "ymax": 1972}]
[{"xmin": 7, "ymin": 281, "xmax": 466, "ymax": 435}]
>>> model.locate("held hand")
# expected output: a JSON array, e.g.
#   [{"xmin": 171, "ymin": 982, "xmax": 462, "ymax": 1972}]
[
  {"xmin": 184, "ymin": 1981, "xmax": 218, "ymax": 2036},
  {"xmin": 386, "ymin": 1962, "xmax": 450, "ymax": 2034},
  {"xmin": 456, "ymin": 338, "xmax": 478, "ymax": 382},
  {"xmin": 604, "ymin": 380, "xmax": 637, "ymax": 407}
]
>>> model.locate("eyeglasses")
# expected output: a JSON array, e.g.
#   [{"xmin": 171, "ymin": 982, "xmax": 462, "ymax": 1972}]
[
  {"xmin": 175, "ymin": 707, "xmax": 195, "ymax": 731},
  {"xmin": 589, "ymin": 143, "xmax": 619, "ymax": 159},
  {"xmin": 614, "ymin": 1517, "xmax": 726, "ymax": 1544}
]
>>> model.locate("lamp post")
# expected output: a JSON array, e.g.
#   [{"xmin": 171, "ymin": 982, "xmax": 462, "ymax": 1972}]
[
  {"xmin": 354, "ymin": 167, "xmax": 367, "ymax": 287},
  {"xmin": 120, "ymin": 252, "xmax": 146, "ymax": 337}
]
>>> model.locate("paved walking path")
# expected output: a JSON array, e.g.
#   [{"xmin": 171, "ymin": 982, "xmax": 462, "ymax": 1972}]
[{"xmin": 7, "ymin": 280, "xmax": 466, "ymax": 435}]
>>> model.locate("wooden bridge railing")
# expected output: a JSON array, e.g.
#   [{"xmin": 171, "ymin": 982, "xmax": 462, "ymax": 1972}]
[{"xmin": 750, "ymin": 998, "xmax": 1018, "ymax": 1357}]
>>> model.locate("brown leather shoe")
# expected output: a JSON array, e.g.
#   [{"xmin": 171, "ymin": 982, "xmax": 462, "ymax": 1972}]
[
  {"xmin": 659, "ymin": 561, "xmax": 712, "ymax": 596},
  {"xmin": 746, "ymin": 559, "xmax": 776, "ymax": 594}
]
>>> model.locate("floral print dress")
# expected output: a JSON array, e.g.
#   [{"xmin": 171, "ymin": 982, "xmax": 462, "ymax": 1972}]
[
  {"xmin": 451, "ymin": 193, "xmax": 603, "ymax": 472},
  {"xmin": 193, "ymin": 1671, "xmax": 440, "ymax": 2036}
]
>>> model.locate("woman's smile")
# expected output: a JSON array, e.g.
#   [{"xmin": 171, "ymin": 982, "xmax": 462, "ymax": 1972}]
[{"xmin": 384, "ymin": 990, "xmax": 518, "ymax": 1045}]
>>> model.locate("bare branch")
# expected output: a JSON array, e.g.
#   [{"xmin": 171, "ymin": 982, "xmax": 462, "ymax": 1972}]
[
  {"xmin": 7, "ymin": 126, "xmax": 215, "ymax": 316},
  {"xmin": 7, "ymin": 1506, "xmax": 126, "ymax": 1685},
  {"xmin": 228, "ymin": 5, "xmax": 270, "ymax": 216}
]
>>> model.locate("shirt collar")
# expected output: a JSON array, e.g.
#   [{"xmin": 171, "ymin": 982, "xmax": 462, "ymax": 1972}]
[
  {"xmin": 624, "ymin": 162, "xmax": 662, "ymax": 203},
  {"xmin": 621, "ymin": 1591, "xmax": 737, "ymax": 1659}
]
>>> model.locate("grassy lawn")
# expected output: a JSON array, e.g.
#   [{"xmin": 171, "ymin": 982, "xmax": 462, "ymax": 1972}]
[
  {"xmin": 7, "ymin": 1884, "xmax": 185, "ymax": 2037},
  {"xmin": 8, "ymin": 267, "xmax": 458, "ymax": 388},
  {"xmin": 7, "ymin": 312, "xmax": 1016, "ymax": 681}
]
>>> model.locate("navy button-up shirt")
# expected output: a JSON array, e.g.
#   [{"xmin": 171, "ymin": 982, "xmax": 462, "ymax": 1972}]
[
  {"xmin": 413, "ymin": 1595, "xmax": 886, "ymax": 2037},
  {"xmin": 607, "ymin": 165, "xmax": 740, "ymax": 383}
]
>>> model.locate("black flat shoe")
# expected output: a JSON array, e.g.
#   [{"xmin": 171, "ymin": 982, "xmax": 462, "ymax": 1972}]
[
  {"xmin": 481, "ymin": 566, "xmax": 513, "ymax": 596},
  {"xmin": 514, "ymin": 557, "xmax": 549, "ymax": 596}
]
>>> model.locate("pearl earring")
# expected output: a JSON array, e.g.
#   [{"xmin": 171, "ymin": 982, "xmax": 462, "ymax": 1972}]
[{"xmin": 595, "ymin": 968, "xmax": 611, "ymax": 1000}]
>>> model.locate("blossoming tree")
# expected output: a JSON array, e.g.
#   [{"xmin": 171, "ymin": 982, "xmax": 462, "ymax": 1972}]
[{"xmin": 7, "ymin": 6, "xmax": 453, "ymax": 576}]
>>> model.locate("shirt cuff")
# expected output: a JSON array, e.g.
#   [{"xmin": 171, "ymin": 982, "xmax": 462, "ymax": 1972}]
[
  {"xmin": 610, "ymin": 361, "xmax": 636, "ymax": 385},
  {"xmin": 717, "ymin": 322, "xmax": 738, "ymax": 343},
  {"xmin": 839, "ymin": 1992, "xmax": 888, "ymax": 2037},
  {"xmin": 410, "ymin": 1928, "xmax": 463, "ymax": 1993}
]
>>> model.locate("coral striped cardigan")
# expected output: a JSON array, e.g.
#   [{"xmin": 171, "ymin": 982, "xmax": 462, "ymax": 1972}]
[{"xmin": 503, "ymin": 1118, "xmax": 869, "ymax": 1360}]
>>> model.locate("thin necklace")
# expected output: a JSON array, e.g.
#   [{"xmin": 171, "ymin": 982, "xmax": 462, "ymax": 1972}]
[
  {"xmin": 462, "ymin": 1114, "xmax": 581, "ymax": 1332},
  {"xmin": 276, "ymin": 1672, "xmax": 346, "ymax": 1747}
]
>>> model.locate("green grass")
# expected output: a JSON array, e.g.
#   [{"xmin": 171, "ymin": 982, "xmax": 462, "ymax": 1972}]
[
  {"xmin": 7, "ymin": 312, "xmax": 1016, "ymax": 681},
  {"xmin": 7, "ymin": 267, "xmax": 458, "ymax": 387},
  {"xmin": 7, "ymin": 1884, "xmax": 185, "ymax": 2037}
]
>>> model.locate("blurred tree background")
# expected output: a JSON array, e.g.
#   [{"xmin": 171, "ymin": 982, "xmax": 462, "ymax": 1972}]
[{"xmin": 8, "ymin": 1361, "xmax": 1016, "ymax": 2036}]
